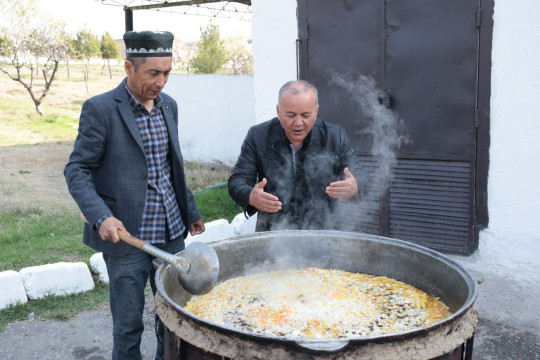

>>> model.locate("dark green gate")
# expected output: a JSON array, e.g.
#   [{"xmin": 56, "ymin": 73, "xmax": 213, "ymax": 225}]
[{"xmin": 297, "ymin": 0, "xmax": 493, "ymax": 254}]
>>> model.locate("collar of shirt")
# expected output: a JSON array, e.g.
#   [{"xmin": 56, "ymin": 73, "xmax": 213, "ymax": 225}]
[
  {"xmin": 289, "ymin": 143, "xmax": 304, "ymax": 173},
  {"xmin": 124, "ymin": 80, "xmax": 163, "ymax": 114}
]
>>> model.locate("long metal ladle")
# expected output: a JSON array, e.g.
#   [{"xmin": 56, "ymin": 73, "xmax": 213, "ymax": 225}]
[{"xmin": 82, "ymin": 216, "xmax": 219, "ymax": 295}]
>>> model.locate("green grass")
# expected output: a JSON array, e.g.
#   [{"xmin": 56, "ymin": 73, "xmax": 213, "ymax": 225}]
[
  {"xmin": 0, "ymin": 186, "xmax": 241, "ymax": 330},
  {"xmin": 28, "ymin": 113, "xmax": 78, "ymax": 140},
  {"xmin": 194, "ymin": 184, "xmax": 242, "ymax": 223},
  {"xmin": 0, "ymin": 105, "xmax": 79, "ymax": 145},
  {"xmin": 0, "ymin": 186, "xmax": 240, "ymax": 271},
  {"xmin": 0, "ymin": 207, "xmax": 93, "ymax": 271},
  {"xmin": 0, "ymin": 209, "xmax": 94, "ymax": 271}
]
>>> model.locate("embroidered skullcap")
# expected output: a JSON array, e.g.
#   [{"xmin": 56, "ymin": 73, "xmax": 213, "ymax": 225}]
[{"xmin": 123, "ymin": 31, "xmax": 174, "ymax": 57}]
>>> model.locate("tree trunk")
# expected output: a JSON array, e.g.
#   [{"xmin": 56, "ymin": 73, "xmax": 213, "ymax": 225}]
[
  {"xmin": 34, "ymin": 102, "xmax": 44, "ymax": 116},
  {"xmin": 84, "ymin": 69, "xmax": 90, "ymax": 93},
  {"xmin": 13, "ymin": 76, "xmax": 42, "ymax": 116},
  {"xmin": 108, "ymin": 60, "xmax": 112, "ymax": 80}
]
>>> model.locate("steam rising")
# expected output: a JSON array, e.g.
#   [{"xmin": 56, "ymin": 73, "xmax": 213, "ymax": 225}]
[
  {"xmin": 248, "ymin": 73, "xmax": 409, "ymax": 273},
  {"xmin": 326, "ymin": 72, "xmax": 409, "ymax": 232},
  {"xmin": 239, "ymin": 235, "xmax": 334, "ymax": 276},
  {"xmin": 329, "ymin": 72, "xmax": 410, "ymax": 196}
]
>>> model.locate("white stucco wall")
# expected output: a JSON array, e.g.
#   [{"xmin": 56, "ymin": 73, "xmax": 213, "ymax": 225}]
[
  {"xmin": 164, "ymin": 0, "xmax": 298, "ymax": 165},
  {"xmin": 252, "ymin": 0, "xmax": 298, "ymax": 124},
  {"xmin": 480, "ymin": 0, "xmax": 540, "ymax": 269},
  {"xmin": 165, "ymin": 74, "xmax": 254, "ymax": 165}
]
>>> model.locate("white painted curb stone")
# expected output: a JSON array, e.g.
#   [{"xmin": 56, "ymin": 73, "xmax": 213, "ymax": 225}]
[
  {"xmin": 231, "ymin": 212, "xmax": 257, "ymax": 235},
  {"xmin": 19, "ymin": 262, "xmax": 95, "ymax": 300},
  {"xmin": 0, "ymin": 270, "xmax": 28, "ymax": 310},
  {"xmin": 89, "ymin": 253, "xmax": 109, "ymax": 284},
  {"xmin": 185, "ymin": 219, "xmax": 235, "ymax": 246}
]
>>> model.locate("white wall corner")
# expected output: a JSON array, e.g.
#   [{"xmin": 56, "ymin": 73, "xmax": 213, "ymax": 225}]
[{"xmin": 252, "ymin": 0, "xmax": 299, "ymax": 124}]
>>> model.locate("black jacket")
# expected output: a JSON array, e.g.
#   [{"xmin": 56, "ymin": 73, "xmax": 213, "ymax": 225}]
[{"xmin": 228, "ymin": 117, "xmax": 368, "ymax": 231}]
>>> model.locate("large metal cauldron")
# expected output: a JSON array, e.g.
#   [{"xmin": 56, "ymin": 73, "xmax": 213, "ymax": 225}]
[{"xmin": 155, "ymin": 231, "xmax": 478, "ymax": 360}]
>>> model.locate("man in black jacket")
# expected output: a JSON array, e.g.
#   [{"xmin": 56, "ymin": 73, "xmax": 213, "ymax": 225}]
[{"xmin": 228, "ymin": 80, "xmax": 368, "ymax": 231}]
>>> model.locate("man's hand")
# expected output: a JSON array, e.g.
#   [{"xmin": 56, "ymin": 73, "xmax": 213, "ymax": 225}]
[
  {"xmin": 248, "ymin": 178, "xmax": 282, "ymax": 213},
  {"xmin": 99, "ymin": 216, "xmax": 128, "ymax": 244},
  {"xmin": 326, "ymin": 167, "xmax": 358, "ymax": 199},
  {"xmin": 189, "ymin": 219, "xmax": 205, "ymax": 235}
]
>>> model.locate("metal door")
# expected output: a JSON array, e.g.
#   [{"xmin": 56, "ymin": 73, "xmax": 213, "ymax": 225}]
[{"xmin": 298, "ymin": 0, "xmax": 492, "ymax": 254}]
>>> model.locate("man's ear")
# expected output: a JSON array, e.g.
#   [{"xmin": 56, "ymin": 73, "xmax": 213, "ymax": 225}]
[
  {"xmin": 124, "ymin": 59, "xmax": 132, "ymax": 74},
  {"xmin": 276, "ymin": 104, "xmax": 280, "ymax": 117}
]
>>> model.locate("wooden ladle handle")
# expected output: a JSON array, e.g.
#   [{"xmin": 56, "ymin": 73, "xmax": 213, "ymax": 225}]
[
  {"xmin": 116, "ymin": 229, "xmax": 146, "ymax": 250},
  {"xmin": 80, "ymin": 214, "xmax": 146, "ymax": 249}
]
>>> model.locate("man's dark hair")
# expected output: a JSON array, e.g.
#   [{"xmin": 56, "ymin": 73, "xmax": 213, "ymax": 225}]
[{"xmin": 126, "ymin": 57, "xmax": 146, "ymax": 71}]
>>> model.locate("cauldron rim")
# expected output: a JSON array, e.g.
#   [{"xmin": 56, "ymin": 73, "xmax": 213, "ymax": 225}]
[{"xmin": 156, "ymin": 230, "xmax": 478, "ymax": 346}]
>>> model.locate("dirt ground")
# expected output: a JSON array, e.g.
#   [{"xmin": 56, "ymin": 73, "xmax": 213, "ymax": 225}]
[
  {"xmin": 0, "ymin": 141, "xmax": 231, "ymax": 215},
  {"xmin": 0, "ymin": 141, "xmax": 78, "ymax": 213},
  {"xmin": 0, "ymin": 295, "xmax": 158, "ymax": 360}
]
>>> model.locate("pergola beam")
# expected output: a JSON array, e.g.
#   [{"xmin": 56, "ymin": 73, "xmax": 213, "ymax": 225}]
[{"xmin": 124, "ymin": 0, "xmax": 251, "ymax": 11}]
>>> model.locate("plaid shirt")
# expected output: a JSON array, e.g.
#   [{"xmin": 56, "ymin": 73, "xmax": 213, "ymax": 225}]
[{"xmin": 125, "ymin": 83, "xmax": 185, "ymax": 244}]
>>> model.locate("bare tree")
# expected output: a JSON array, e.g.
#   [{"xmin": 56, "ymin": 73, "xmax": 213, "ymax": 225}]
[
  {"xmin": 173, "ymin": 40, "xmax": 197, "ymax": 74},
  {"xmin": 224, "ymin": 36, "xmax": 253, "ymax": 75},
  {"xmin": 63, "ymin": 36, "xmax": 77, "ymax": 78},
  {"xmin": 0, "ymin": 0, "xmax": 69, "ymax": 115}
]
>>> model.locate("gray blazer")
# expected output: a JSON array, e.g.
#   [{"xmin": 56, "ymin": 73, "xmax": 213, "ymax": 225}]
[{"xmin": 64, "ymin": 80, "xmax": 201, "ymax": 256}]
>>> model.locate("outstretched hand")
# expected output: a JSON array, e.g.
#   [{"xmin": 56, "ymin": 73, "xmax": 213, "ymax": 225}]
[
  {"xmin": 326, "ymin": 167, "xmax": 358, "ymax": 199},
  {"xmin": 248, "ymin": 178, "xmax": 282, "ymax": 213}
]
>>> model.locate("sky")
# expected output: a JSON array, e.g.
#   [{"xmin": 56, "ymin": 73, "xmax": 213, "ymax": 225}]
[{"xmin": 35, "ymin": 0, "xmax": 252, "ymax": 42}]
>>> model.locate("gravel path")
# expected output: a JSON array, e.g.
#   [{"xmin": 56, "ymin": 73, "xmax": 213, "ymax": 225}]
[{"xmin": 0, "ymin": 296, "xmax": 157, "ymax": 360}]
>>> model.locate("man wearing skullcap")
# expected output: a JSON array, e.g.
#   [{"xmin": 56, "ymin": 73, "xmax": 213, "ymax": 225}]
[{"xmin": 65, "ymin": 30, "xmax": 205, "ymax": 360}]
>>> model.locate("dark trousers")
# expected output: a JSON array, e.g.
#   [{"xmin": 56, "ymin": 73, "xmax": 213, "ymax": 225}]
[{"xmin": 103, "ymin": 238, "xmax": 185, "ymax": 360}]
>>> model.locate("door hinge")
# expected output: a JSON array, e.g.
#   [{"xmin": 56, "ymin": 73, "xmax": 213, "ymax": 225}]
[{"xmin": 476, "ymin": 4, "xmax": 483, "ymax": 27}]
